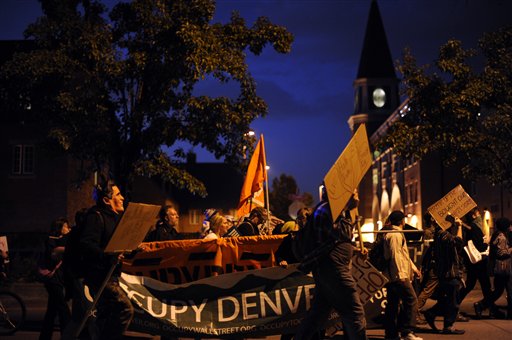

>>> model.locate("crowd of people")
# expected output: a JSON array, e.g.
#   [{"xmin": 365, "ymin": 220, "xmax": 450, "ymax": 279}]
[{"xmin": 30, "ymin": 176, "xmax": 512, "ymax": 340}]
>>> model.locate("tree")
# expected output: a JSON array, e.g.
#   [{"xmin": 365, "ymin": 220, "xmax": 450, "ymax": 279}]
[
  {"xmin": 381, "ymin": 25, "xmax": 512, "ymax": 191},
  {"xmin": 269, "ymin": 173, "xmax": 313, "ymax": 221},
  {"xmin": 0, "ymin": 0, "xmax": 293, "ymax": 195}
]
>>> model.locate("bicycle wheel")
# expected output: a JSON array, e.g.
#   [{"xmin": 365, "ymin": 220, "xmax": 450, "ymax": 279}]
[{"xmin": 0, "ymin": 291, "xmax": 26, "ymax": 335}]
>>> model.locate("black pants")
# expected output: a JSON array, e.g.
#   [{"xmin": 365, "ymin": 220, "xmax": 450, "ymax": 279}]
[
  {"xmin": 40, "ymin": 280, "xmax": 71, "ymax": 340},
  {"xmin": 384, "ymin": 279, "xmax": 418, "ymax": 338},
  {"xmin": 417, "ymin": 269, "xmax": 439, "ymax": 311},
  {"xmin": 294, "ymin": 243, "xmax": 367, "ymax": 340},
  {"xmin": 459, "ymin": 258, "xmax": 493, "ymax": 305},
  {"xmin": 425, "ymin": 278, "xmax": 461, "ymax": 328},
  {"xmin": 485, "ymin": 274, "xmax": 512, "ymax": 317},
  {"xmin": 91, "ymin": 280, "xmax": 134, "ymax": 340}
]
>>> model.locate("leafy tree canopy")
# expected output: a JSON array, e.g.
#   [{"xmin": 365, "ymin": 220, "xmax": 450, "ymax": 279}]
[
  {"xmin": 0, "ymin": 0, "xmax": 293, "ymax": 195},
  {"xmin": 269, "ymin": 173, "xmax": 313, "ymax": 221},
  {"xmin": 381, "ymin": 25, "xmax": 512, "ymax": 191}
]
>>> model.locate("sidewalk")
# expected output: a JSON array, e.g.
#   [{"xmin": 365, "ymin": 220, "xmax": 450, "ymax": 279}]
[{"xmin": 3, "ymin": 281, "xmax": 511, "ymax": 339}]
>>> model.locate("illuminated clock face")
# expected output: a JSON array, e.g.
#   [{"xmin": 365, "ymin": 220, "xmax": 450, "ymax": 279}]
[{"xmin": 372, "ymin": 88, "xmax": 386, "ymax": 108}]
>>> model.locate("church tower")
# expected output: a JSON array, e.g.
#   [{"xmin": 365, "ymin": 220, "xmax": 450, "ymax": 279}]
[
  {"xmin": 349, "ymin": 0, "xmax": 400, "ymax": 220},
  {"xmin": 348, "ymin": 0, "xmax": 400, "ymax": 137}
]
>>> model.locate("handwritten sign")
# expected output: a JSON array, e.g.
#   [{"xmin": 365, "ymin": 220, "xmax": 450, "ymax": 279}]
[
  {"xmin": 427, "ymin": 185, "xmax": 477, "ymax": 230},
  {"xmin": 324, "ymin": 124, "xmax": 372, "ymax": 221},
  {"xmin": 105, "ymin": 203, "xmax": 161, "ymax": 253}
]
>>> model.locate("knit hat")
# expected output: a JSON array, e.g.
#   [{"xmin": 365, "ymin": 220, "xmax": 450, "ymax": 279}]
[{"xmin": 204, "ymin": 208, "xmax": 218, "ymax": 221}]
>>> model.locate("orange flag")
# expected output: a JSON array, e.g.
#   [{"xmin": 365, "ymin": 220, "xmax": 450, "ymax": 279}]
[{"xmin": 237, "ymin": 135, "xmax": 267, "ymax": 217}]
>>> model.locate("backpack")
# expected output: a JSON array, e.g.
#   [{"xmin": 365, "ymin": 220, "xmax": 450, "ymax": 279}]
[
  {"xmin": 62, "ymin": 209, "xmax": 104, "ymax": 279},
  {"xmin": 368, "ymin": 225, "xmax": 392, "ymax": 272}
]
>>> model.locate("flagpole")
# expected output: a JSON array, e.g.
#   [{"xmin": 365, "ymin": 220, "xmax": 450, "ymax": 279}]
[{"xmin": 264, "ymin": 164, "xmax": 271, "ymax": 234}]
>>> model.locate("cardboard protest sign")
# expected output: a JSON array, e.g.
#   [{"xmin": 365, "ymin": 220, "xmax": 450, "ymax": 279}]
[
  {"xmin": 324, "ymin": 124, "xmax": 372, "ymax": 221},
  {"xmin": 105, "ymin": 203, "xmax": 161, "ymax": 253},
  {"xmin": 427, "ymin": 185, "xmax": 477, "ymax": 230}
]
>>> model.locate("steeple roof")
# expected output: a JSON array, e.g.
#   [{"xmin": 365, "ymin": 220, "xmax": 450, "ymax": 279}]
[{"xmin": 357, "ymin": 0, "xmax": 396, "ymax": 79}]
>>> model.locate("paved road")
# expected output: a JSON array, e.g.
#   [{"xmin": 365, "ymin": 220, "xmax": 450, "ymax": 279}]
[{"xmin": 2, "ymin": 281, "xmax": 511, "ymax": 339}]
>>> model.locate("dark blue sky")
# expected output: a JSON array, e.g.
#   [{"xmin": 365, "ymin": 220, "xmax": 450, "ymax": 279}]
[{"xmin": 1, "ymin": 0, "xmax": 511, "ymax": 200}]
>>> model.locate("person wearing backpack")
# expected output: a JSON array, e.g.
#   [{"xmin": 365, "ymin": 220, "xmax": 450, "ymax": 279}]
[
  {"xmin": 382, "ymin": 211, "xmax": 423, "ymax": 340},
  {"xmin": 78, "ymin": 177, "xmax": 134, "ymax": 340},
  {"xmin": 294, "ymin": 188, "xmax": 367, "ymax": 340}
]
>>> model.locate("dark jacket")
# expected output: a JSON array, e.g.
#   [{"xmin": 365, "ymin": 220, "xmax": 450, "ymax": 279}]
[
  {"xmin": 237, "ymin": 218, "xmax": 259, "ymax": 236},
  {"xmin": 275, "ymin": 232, "xmax": 299, "ymax": 264},
  {"xmin": 433, "ymin": 227, "xmax": 464, "ymax": 280},
  {"xmin": 38, "ymin": 235, "xmax": 67, "ymax": 284},
  {"xmin": 145, "ymin": 220, "xmax": 179, "ymax": 242},
  {"xmin": 79, "ymin": 205, "xmax": 121, "ymax": 288}
]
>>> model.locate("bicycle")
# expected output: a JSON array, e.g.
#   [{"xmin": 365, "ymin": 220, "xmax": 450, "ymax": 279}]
[{"xmin": 0, "ymin": 289, "xmax": 26, "ymax": 335}]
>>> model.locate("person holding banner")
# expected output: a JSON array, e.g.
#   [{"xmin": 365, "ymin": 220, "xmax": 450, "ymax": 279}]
[
  {"xmin": 294, "ymin": 188, "xmax": 367, "ymax": 340},
  {"xmin": 145, "ymin": 204, "xmax": 180, "ymax": 242},
  {"xmin": 237, "ymin": 206, "xmax": 267, "ymax": 236},
  {"xmin": 201, "ymin": 209, "xmax": 230, "ymax": 240},
  {"xmin": 79, "ymin": 178, "xmax": 134, "ymax": 340}
]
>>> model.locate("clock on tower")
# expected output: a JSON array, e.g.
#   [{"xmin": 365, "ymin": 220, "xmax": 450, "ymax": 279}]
[{"xmin": 372, "ymin": 87, "xmax": 386, "ymax": 108}]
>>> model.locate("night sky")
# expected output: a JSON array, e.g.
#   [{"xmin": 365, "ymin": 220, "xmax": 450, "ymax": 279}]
[{"xmin": 1, "ymin": 0, "xmax": 511, "ymax": 201}]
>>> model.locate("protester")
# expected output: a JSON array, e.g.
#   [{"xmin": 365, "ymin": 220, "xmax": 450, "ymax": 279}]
[
  {"xmin": 39, "ymin": 217, "xmax": 72, "ymax": 340},
  {"xmin": 294, "ymin": 188, "xmax": 367, "ymax": 340},
  {"xmin": 382, "ymin": 211, "xmax": 422, "ymax": 340},
  {"xmin": 275, "ymin": 207, "xmax": 313, "ymax": 267},
  {"xmin": 458, "ymin": 207, "xmax": 498, "ymax": 318},
  {"xmin": 202, "ymin": 209, "xmax": 230, "ymax": 240},
  {"xmin": 79, "ymin": 177, "xmax": 134, "ymax": 340},
  {"xmin": 421, "ymin": 214, "xmax": 466, "ymax": 334},
  {"xmin": 237, "ymin": 206, "xmax": 267, "ymax": 236},
  {"xmin": 475, "ymin": 217, "xmax": 512, "ymax": 319},
  {"xmin": 61, "ymin": 208, "xmax": 98, "ymax": 340},
  {"xmin": 415, "ymin": 229, "xmax": 439, "ymax": 325},
  {"xmin": 145, "ymin": 204, "xmax": 180, "ymax": 242}
]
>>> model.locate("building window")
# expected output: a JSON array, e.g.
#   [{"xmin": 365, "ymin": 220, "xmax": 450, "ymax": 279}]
[
  {"xmin": 12, "ymin": 144, "xmax": 35, "ymax": 175},
  {"xmin": 189, "ymin": 209, "xmax": 201, "ymax": 226}
]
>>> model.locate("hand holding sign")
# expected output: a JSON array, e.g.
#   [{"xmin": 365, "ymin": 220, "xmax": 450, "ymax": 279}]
[{"xmin": 428, "ymin": 185, "xmax": 477, "ymax": 230}]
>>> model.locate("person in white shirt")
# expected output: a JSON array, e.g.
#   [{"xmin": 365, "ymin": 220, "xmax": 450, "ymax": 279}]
[{"xmin": 383, "ymin": 210, "xmax": 422, "ymax": 340}]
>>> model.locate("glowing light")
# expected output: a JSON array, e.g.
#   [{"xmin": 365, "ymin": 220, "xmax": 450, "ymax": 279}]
[{"xmin": 361, "ymin": 220, "xmax": 375, "ymax": 243}]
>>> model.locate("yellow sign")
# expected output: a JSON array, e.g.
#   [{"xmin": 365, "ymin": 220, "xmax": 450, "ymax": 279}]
[
  {"xmin": 427, "ymin": 185, "xmax": 477, "ymax": 230},
  {"xmin": 324, "ymin": 124, "xmax": 372, "ymax": 221}
]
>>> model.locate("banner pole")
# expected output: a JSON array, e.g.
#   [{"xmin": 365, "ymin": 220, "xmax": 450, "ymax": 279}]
[
  {"xmin": 264, "ymin": 165, "xmax": 271, "ymax": 234},
  {"xmin": 73, "ymin": 257, "xmax": 120, "ymax": 339}
]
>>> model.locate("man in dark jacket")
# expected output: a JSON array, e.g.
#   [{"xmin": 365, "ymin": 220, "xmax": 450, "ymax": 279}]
[
  {"xmin": 79, "ymin": 177, "xmax": 134, "ymax": 340},
  {"xmin": 145, "ymin": 205, "xmax": 180, "ymax": 242}
]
